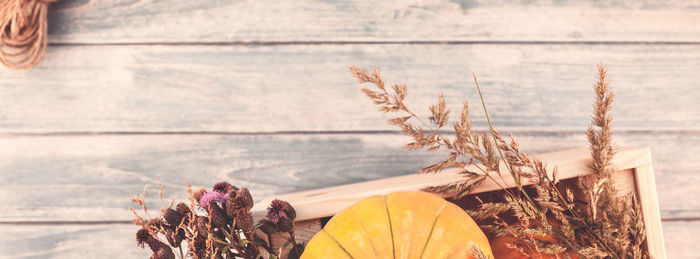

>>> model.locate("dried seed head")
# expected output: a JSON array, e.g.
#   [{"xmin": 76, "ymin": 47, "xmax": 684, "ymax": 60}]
[
  {"xmin": 258, "ymin": 218, "xmax": 277, "ymax": 235},
  {"xmin": 193, "ymin": 188, "xmax": 207, "ymax": 202},
  {"xmin": 235, "ymin": 210, "xmax": 254, "ymax": 232},
  {"xmin": 136, "ymin": 228, "xmax": 172, "ymax": 257},
  {"xmin": 164, "ymin": 208, "xmax": 182, "ymax": 227},
  {"xmin": 208, "ymin": 204, "xmax": 228, "ymax": 228},
  {"xmin": 266, "ymin": 199, "xmax": 295, "ymax": 223},
  {"xmin": 136, "ymin": 228, "xmax": 151, "ymax": 248},
  {"xmin": 175, "ymin": 202, "xmax": 191, "ymax": 224},
  {"xmin": 236, "ymin": 188, "xmax": 254, "ymax": 211},
  {"xmin": 225, "ymin": 187, "xmax": 254, "ymax": 218},
  {"xmin": 213, "ymin": 181, "xmax": 237, "ymax": 193}
]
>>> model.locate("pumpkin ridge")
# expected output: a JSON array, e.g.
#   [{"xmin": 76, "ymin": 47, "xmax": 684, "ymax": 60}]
[
  {"xmin": 418, "ymin": 200, "xmax": 448, "ymax": 259},
  {"xmin": 383, "ymin": 195, "xmax": 396, "ymax": 259},
  {"xmin": 321, "ymin": 229, "xmax": 355, "ymax": 259},
  {"xmin": 358, "ymin": 219, "xmax": 380, "ymax": 258}
]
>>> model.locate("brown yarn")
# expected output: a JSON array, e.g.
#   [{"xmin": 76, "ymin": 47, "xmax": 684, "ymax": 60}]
[{"xmin": 0, "ymin": 0, "xmax": 56, "ymax": 70}]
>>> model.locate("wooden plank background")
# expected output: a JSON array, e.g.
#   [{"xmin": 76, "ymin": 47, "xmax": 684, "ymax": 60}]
[{"xmin": 1, "ymin": 0, "xmax": 698, "ymax": 257}]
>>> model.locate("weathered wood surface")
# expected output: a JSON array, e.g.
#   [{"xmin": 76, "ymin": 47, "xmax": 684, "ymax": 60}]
[
  {"xmin": 1, "ymin": 221, "xmax": 695, "ymax": 259},
  {"xmin": 0, "ymin": 132, "xmax": 696, "ymax": 222},
  {"xmin": 1, "ymin": 44, "xmax": 700, "ymax": 132},
  {"xmin": 0, "ymin": 0, "xmax": 695, "ymax": 256},
  {"xmin": 46, "ymin": 0, "xmax": 700, "ymax": 43},
  {"xmin": 0, "ymin": 224, "xmax": 151, "ymax": 258}
]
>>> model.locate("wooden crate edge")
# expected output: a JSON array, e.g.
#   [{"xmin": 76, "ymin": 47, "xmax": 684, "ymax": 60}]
[
  {"xmin": 252, "ymin": 147, "xmax": 653, "ymax": 221},
  {"xmin": 253, "ymin": 147, "xmax": 665, "ymax": 258},
  {"xmin": 634, "ymin": 164, "xmax": 667, "ymax": 258}
]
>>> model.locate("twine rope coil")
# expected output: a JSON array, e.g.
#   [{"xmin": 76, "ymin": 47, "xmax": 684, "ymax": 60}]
[{"xmin": 0, "ymin": 0, "xmax": 56, "ymax": 70}]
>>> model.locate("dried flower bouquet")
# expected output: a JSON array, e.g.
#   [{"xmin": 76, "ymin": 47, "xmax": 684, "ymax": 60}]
[
  {"xmin": 350, "ymin": 64, "xmax": 649, "ymax": 258},
  {"xmin": 130, "ymin": 65, "xmax": 650, "ymax": 259},
  {"xmin": 131, "ymin": 181, "xmax": 304, "ymax": 259}
]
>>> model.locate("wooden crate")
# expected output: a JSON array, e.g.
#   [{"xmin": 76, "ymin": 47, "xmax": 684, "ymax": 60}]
[{"xmin": 251, "ymin": 147, "xmax": 666, "ymax": 258}]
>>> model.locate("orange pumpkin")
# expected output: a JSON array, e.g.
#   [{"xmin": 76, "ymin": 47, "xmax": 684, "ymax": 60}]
[
  {"xmin": 301, "ymin": 191, "xmax": 493, "ymax": 259},
  {"xmin": 490, "ymin": 236, "xmax": 579, "ymax": 259}
]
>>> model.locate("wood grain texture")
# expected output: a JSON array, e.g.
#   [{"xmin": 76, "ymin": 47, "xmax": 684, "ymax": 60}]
[
  {"xmin": 0, "ymin": 224, "xmax": 151, "ymax": 259},
  {"xmin": 0, "ymin": 221, "xmax": 695, "ymax": 258},
  {"xmin": 1, "ymin": 44, "xmax": 699, "ymax": 132},
  {"xmin": 266, "ymin": 220, "xmax": 322, "ymax": 259},
  {"xmin": 661, "ymin": 221, "xmax": 700, "ymax": 259},
  {"xmin": 0, "ymin": 132, "xmax": 696, "ymax": 222},
  {"xmin": 46, "ymin": 0, "xmax": 700, "ymax": 43}
]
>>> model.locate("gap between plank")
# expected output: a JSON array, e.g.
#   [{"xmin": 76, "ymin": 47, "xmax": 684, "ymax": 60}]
[
  {"xmin": 0, "ymin": 129, "xmax": 698, "ymax": 137},
  {"xmin": 47, "ymin": 40, "xmax": 700, "ymax": 47}
]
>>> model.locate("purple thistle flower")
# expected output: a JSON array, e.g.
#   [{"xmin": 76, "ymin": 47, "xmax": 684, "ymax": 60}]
[{"xmin": 198, "ymin": 191, "xmax": 227, "ymax": 208}]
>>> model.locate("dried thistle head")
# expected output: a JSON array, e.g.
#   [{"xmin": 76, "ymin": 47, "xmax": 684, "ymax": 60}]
[
  {"xmin": 193, "ymin": 188, "xmax": 207, "ymax": 202},
  {"xmin": 235, "ymin": 187, "xmax": 254, "ymax": 211},
  {"xmin": 213, "ymin": 181, "xmax": 237, "ymax": 193},
  {"xmin": 225, "ymin": 187, "xmax": 254, "ymax": 218},
  {"xmin": 175, "ymin": 202, "xmax": 191, "ymax": 224},
  {"xmin": 136, "ymin": 228, "xmax": 151, "ymax": 248},
  {"xmin": 163, "ymin": 208, "xmax": 182, "ymax": 227},
  {"xmin": 135, "ymin": 228, "xmax": 175, "ymax": 259},
  {"xmin": 207, "ymin": 203, "xmax": 228, "ymax": 228},
  {"xmin": 267, "ymin": 199, "xmax": 295, "ymax": 223},
  {"xmin": 235, "ymin": 209, "xmax": 254, "ymax": 232}
]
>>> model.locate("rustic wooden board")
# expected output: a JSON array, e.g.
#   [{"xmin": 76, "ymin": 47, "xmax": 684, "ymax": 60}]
[
  {"xmin": 0, "ymin": 132, "xmax": 696, "ymax": 222},
  {"xmin": 0, "ymin": 224, "xmax": 151, "ymax": 258},
  {"xmin": 0, "ymin": 0, "xmax": 689, "ymax": 256},
  {"xmin": 1, "ymin": 44, "xmax": 699, "ymax": 132},
  {"xmin": 46, "ymin": 0, "xmax": 700, "ymax": 43},
  {"xmin": 0, "ymin": 220, "xmax": 695, "ymax": 258},
  {"xmin": 661, "ymin": 221, "xmax": 700, "ymax": 259}
]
